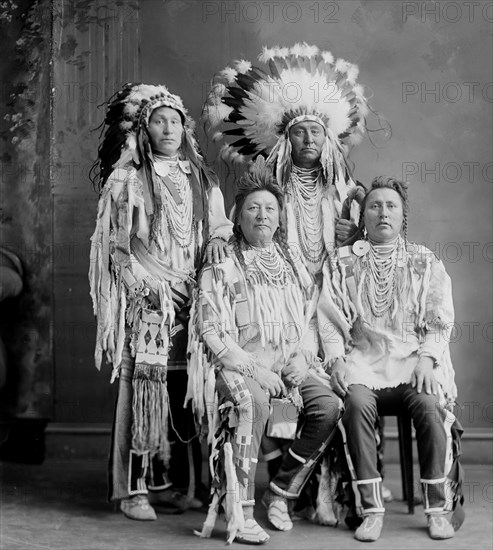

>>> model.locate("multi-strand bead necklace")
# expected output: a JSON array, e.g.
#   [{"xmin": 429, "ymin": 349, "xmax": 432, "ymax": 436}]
[
  {"xmin": 243, "ymin": 244, "xmax": 295, "ymax": 288},
  {"xmin": 363, "ymin": 237, "xmax": 402, "ymax": 317},
  {"xmin": 155, "ymin": 156, "xmax": 195, "ymax": 249},
  {"xmin": 288, "ymin": 165, "xmax": 326, "ymax": 265}
]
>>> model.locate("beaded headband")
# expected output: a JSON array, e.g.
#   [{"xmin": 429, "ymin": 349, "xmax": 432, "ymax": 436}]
[
  {"xmin": 93, "ymin": 83, "xmax": 212, "ymax": 237},
  {"xmin": 117, "ymin": 84, "xmax": 192, "ymax": 133},
  {"xmin": 202, "ymin": 43, "xmax": 369, "ymax": 164}
]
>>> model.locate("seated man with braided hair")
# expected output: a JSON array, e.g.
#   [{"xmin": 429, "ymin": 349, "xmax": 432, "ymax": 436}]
[
  {"xmin": 318, "ymin": 176, "xmax": 464, "ymax": 542},
  {"xmin": 188, "ymin": 159, "xmax": 341, "ymax": 544}
]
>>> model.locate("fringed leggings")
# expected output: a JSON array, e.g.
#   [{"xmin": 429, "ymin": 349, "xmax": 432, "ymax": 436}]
[
  {"xmin": 108, "ymin": 334, "xmax": 198, "ymax": 501},
  {"xmin": 215, "ymin": 370, "xmax": 270, "ymax": 504}
]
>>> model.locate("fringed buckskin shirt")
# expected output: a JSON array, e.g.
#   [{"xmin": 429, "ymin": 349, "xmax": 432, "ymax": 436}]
[
  {"xmin": 317, "ymin": 237, "xmax": 457, "ymax": 404},
  {"xmin": 89, "ymin": 161, "xmax": 232, "ymax": 381},
  {"xmin": 186, "ymin": 243, "xmax": 322, "ymax": 436}
]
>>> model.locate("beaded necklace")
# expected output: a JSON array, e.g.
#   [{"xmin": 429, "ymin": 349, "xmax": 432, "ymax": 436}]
[
  {"xmin": 156, "ymin": 158, "xmax": 195, "ymax": 249},
  {"xmin": 243, "ymin": 243, "xmax": 295, "ymax": 288},
  {"xmin": 288, "ymin": 165, "xmax": 326, "ymax": 265},
  {"xmin": 363, "ymin": 237, "xmax": 401, "ymax": 317}
]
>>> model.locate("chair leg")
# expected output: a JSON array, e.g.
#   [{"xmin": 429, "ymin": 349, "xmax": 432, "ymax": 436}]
[
  {"xmin": 397, "ymin": 414, "xmax": 414, "ymax": 514},
  {"xmin": 397, "ymin": 419, "xmax": 407, "ymax": 502}
]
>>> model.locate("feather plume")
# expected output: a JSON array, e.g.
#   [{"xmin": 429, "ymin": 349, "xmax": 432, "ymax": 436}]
[
  {"xmin": 120, "ymin": 120, "xmax": 133, "ymax": 131},
  {"xmin": 347, "ymin": 132, "xmax": 364, "ymax": 146},
  {"xmin": 345, "ymin": 63, "xmax": 359, "ymax": 85},
  {"xmin": 335, "ymin": 58, "xmax": 351, "ymax": 74},
  {"xmin": 229, "ymin": 150, "xmax": 242, "ymax": 163},
  {"xmin": 298, "ymin": 42, "xmax": 319, "ymax": 58},
  {"xmin": 290, "ymin": 42, "xmax": 305, "ymax": 57},
  {"xmin": 208, "ymin": 83, "xmax": 227, "ymax": 102},
  {"xmin": 126, "ymin": 134, "xmax": 136, "ymax": 150},
  {"xmin": 277, "ymin": 47, "xmax": 290, "ymax": 58},
  {"xmin": 220, "ymin": 66, "xmax": 238, "ymax": 84},
  {"xmin": 235, "ymin": 60, "xmax": 252, "ymax": 74},
  {"xmin": 322, "ymin": 51, "xmax": 334, "ymax": 64},
  {"xmin": 124, "ymin": 102, "xmax": 140, "ymax": 117},
  {"xmin": 204, "ymin": 102, "xmax": 233, "ymax": 128},
  {"xmin": 259, "ymin": 46, "xmax": 277, "ymax": 63},
  {"xmin": 220, "ymin": 143, "xmax": 235, "ymax": 160}
]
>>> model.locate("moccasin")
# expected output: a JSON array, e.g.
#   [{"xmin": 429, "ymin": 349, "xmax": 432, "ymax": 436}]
[
  {"xmin": 354, "ymin": 513, "xmax": 384, "ymax": 542},
  {"xmin": 235, "ymin": 518, "xmax": 270, "ymax": 545},
  {"xmin": 261, "ymin": 489, "xmax": 293, "ymax": 531},
  {"xmin": 120, "ymin": 495, "xmax": 157, "ymax": 521},
  {"xmin": 427, "ymin": 514, "xmax": 455, "ymax": 540},
  {"xmin": 148, "ymin": 489, "xmax": 202, "ymax": 512}
]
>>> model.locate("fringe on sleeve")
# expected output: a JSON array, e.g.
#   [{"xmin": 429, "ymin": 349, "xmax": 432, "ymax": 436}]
[
  {"xmin": 89, "ymin": 183, "xmax": 126, "ymax": 374},
  {"xmin": 185, "ymin": 264, "xmax": 237, "ymax": 442},
  {"xmin": 412, "ymin": 248, "xmax": 457, "ymax": 402}
]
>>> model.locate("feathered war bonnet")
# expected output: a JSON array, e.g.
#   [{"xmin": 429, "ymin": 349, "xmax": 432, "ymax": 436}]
[
  {"xmin": 95, "ymin": 83, "xmax": 210, "ymax": 242},
  {"xmin": 202, "ymin": 43, "xmax": 369, "ymax": 194}
]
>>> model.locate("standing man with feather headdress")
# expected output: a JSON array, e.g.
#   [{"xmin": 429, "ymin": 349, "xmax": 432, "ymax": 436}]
[
  {"xmin": 89, "ymin": 83, "xmax": 232, "ymax": 520},
  {"xmin": 202, "ymin": 43, "xmax": 370, "ymax": 280}
]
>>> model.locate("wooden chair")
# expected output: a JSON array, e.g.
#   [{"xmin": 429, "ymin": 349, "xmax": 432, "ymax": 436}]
[{"xmin": 391, "ymin": 411, "xmax": 415, "ymax": 514}]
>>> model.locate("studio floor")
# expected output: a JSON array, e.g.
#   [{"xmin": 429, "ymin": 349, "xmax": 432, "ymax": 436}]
[{"xmin": 0, "ymin": 459, "xmax": 492, "ymax": 550}]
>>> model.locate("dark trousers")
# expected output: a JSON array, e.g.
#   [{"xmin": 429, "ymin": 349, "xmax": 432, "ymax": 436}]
[
  {"xmin": 343, "ymin": 383, "xmax": 455, "ymax": 514},
  {"xmin": 270, "ymin": 374, "xmax": 341, "ymax": 499}
]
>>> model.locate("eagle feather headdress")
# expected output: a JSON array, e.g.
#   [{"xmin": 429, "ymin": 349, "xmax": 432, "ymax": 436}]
[{"xmin": 202, "ymin": 43, "xmax": 370, "ymax": 182}]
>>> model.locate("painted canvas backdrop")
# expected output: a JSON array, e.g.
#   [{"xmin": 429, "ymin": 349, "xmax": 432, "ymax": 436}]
[{"xmin": 3, "ymin": 1, "xmax": 489, "ymax": 430}]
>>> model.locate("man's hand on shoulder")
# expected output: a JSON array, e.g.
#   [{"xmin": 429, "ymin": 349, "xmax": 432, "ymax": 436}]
[{"xmin": 206, "ymin": 237, "xmax": 232, "ymax": 264}]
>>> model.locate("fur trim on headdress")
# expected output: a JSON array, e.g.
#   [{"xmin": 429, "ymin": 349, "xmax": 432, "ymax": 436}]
[
  {"xmin": 202, "ymin": 44, "xmax": 369, "ymax": 163},
  {"xmin": 93, "ymin": 82, "xmax": 212, "ymax": 251},
  {"xmin": 94, "ymin": 83, "xmax": 202, "ymax": 189}
]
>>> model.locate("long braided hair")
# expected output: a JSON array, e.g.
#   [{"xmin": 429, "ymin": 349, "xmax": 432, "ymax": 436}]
[{"xmin": 231, "ymin": 159, "xmax": 306, "ymax": 290}]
